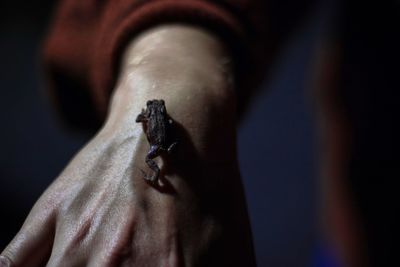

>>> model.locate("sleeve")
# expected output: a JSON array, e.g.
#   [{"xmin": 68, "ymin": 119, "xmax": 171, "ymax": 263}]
[
  {"xmin": 42, "ymin": 0, "xmax": 268, "ymax": 129},
  {"xmin": 43, "ymin": 0, "xmax": 314, "ymax": 129}
]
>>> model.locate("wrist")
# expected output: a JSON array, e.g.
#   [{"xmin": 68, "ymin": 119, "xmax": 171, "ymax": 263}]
[
  {"xmin": 101, "ymin": 25, "xmax": 238, "ymax": 162},
  {"xmin": 116, "ymin": 24, "xmax": 235, "ymax": 109},
  {"xmin": 119, "ymin": 24, "xmax": 234, "ymax": 91}
]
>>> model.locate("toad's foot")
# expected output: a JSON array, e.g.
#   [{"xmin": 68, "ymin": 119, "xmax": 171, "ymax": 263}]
[{"xmin": 140, "ymin": 169, "xmax": 158, "ymax": 183}]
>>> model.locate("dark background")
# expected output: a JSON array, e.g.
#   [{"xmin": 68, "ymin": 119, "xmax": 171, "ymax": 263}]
[{"xmin": 5, "ymin": 0, "xmax": 394, "ymax": 266}]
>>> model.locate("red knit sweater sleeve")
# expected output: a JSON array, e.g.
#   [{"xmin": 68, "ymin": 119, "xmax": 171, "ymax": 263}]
[{"xmin": 43, "ymin": 0, "xmax": 268, "ymax": 129}]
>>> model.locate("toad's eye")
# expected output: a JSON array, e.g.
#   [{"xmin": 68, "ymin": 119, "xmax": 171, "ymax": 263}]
[{"xmin": 160, "ymin": 105, "xmax": 166, "ymax": 113}]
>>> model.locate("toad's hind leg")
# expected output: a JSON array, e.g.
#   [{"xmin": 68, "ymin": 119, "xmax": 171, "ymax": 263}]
[{"xmin": 144, "ymin": 145, "xmax": 160, "ymax": 183}]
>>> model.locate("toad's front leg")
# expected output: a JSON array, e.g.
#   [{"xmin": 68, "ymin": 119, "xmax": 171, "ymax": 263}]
[
  {"xmin": 144, "ymin": 145, "xmax": 161, "ymax": 183},
  {"xmin": 135, "ymin": 109, "xmax": 148, "ymax": 123}
]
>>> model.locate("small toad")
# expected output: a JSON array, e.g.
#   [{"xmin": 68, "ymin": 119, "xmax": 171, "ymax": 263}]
[{"xmin": 136, "ymin": 99, "xmax": 177, "ymax": 183}]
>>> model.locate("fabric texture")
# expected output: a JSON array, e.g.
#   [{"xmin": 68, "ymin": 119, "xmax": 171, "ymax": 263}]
[{"xmin": 43, "ymin": 0, "xmax": 269, "ymax": 129}]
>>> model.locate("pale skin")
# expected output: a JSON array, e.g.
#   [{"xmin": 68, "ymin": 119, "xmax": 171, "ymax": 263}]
[{"xmin": 0, "ymin": 25, "xmax": 255, "ymax": 266}]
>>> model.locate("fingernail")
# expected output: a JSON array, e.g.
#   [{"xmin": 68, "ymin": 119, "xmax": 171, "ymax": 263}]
[{"xmin": 0, "ymin": 256, "xmax": 11, "ymax": 267}]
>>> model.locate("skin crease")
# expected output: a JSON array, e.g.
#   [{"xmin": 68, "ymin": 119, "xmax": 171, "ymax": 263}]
[{"xmin": 0, "ymin": 25, "xmax": 255, "ymax": 267}]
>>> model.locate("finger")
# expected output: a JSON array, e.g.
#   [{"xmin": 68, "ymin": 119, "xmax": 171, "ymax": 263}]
[{"xmin": 1, "ymin": 203, "xmax": 56, "ymax": 267}]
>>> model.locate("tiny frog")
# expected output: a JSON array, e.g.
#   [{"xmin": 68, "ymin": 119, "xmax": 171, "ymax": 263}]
[{"xmin": 136, "ymin": 99, "xmax": 177, "ymax": 183}]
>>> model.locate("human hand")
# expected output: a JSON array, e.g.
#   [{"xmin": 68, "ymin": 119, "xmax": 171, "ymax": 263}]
[{"xmin": 1, "ymin": 25, "xmax": 255, "ymax": 267}]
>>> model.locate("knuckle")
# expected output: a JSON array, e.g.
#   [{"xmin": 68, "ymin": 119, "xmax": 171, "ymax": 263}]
[{"xmin": 0, "ymin": 253, "xmax": 14, "ymax": 267}]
